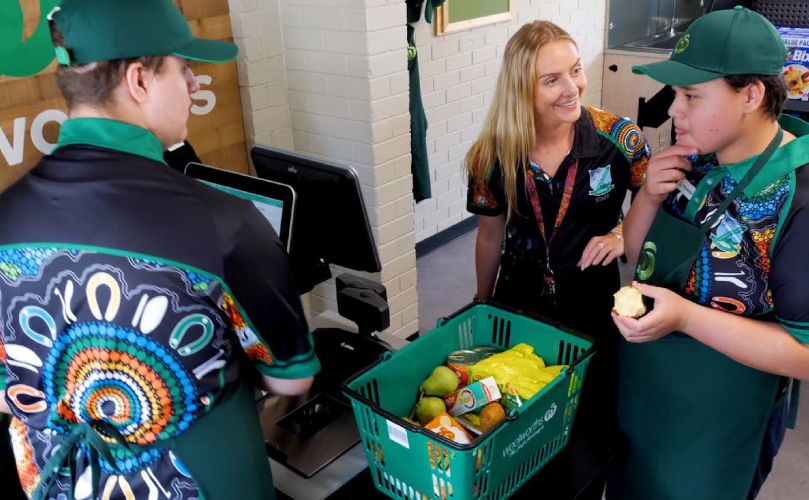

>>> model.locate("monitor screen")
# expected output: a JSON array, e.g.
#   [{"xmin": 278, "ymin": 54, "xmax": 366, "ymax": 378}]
[
  {"xmin": 184, "ymin": 163, "xmax": 295, "ymax": 251},
  {"xmin": 250, "ymin": 145, "xmax": 381, "ymax": 294}
]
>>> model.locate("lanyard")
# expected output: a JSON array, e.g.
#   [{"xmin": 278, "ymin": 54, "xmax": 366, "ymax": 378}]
[{"xmin": 524, "ymin": 159, "xmax": 579, "ymax": 298}]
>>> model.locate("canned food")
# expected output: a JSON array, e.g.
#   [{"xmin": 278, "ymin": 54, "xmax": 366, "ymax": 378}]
[
  {"xmin": 446, "ymin": 350, "xmax": 480, "ymax": 387},
  {"xmin": 472, "ymin": 346, "xmax": 502, "ymax": 359}
]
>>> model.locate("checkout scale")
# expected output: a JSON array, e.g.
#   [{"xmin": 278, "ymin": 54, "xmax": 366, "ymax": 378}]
[{"xmin": 186, "ymin": 146, "xmax": 395, "ymax": 495}]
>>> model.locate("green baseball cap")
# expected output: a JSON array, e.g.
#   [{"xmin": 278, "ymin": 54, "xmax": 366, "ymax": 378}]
[
  {"xmin": 632, "ymin": 6, "xmax": 787, "ymax": 86},
  {"xmin": 50, "ymin": 0, "xmax": 238, "ymax": 65}
]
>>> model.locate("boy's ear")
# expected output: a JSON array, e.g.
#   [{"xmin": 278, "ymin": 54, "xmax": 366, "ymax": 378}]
[
  {"xmin": 123, "ymin": 61, "xmax": 153, "ymax": 105},
  {"xmin": 742, "ymin": 79, "xmax": 767, "ymax": 116}
]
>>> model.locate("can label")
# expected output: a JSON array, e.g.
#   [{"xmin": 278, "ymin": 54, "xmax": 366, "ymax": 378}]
[
  {"xmin": 446, "ymin": 350, "xmax": 479, "ymax": 387},
  {"xmin": 443, "ymin": 376, "xmax": 502, "ymax": 416}
]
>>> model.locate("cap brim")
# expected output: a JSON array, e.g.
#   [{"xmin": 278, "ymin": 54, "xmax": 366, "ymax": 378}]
[
  {"xmin": 172, "ymin": 38, "xmax": 238, "ymax": 63},
  {"xmin": 632, "ymin": 59, "xmax": 724, "ymax": 86}
]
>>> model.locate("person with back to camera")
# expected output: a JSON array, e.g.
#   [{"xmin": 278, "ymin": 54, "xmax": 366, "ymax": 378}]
[
  {"xmin": 0, "ymin": 1, "xmax": 319, "ymax": 499},
  {"xmin": 609, "ymin": 7, "xmax": 809, "ymax": 500},
  {"xmin": 465, "ymin": 20, "xmax": 650, "ymax": 499}
]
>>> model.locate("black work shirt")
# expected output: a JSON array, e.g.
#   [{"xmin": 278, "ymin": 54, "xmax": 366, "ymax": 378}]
[
  {"xmin": 0, "ymin": 118, "xmax": 319, "ymax": 499},
  {"xmin": 467, "ymin": 106, "xmax": 649, "ymax": 334}
]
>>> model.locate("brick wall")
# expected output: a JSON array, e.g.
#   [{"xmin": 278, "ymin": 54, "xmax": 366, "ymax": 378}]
[
  {"xmin": 413, "ymin": 0, "xmax": 608, "ymax": 241},
  {"xmin": 277, "ymin": 0, "xmax": 418, "ymax": 338},
  {"xmin": 228, "ymin": 0, "xmax": 295, "ymax": 150}
]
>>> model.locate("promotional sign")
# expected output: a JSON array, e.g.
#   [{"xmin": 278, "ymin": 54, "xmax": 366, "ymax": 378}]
[{"xmin": 0, "ymin": 0, "xmax": 248, "ymax": 191}]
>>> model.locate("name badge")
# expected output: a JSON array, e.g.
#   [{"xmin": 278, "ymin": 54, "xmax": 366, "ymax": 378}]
[{"xmin": 676, "ymin": 179, "xmax": 696, "ymax": 200}]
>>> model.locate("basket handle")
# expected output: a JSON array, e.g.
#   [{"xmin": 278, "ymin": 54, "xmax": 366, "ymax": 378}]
[{"xmin": 566, "ymin": 345, "xmax": 596, "ymax": 375}]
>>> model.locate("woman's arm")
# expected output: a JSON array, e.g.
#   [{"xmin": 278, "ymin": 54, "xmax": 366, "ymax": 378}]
[
  {"xmin": 475, "ymin": 214, "xmax": 506, "ymax": 299},
  {"xmin": 613, "ymin": 283, "xmax": 809, "ymax": 381}
]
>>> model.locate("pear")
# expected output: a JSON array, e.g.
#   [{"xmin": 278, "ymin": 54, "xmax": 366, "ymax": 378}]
[
  {"xmin": 420, "ymin": 366, "xmax": 459, "ymax": 396},
  {"xmin": 415, "ymin": 397, "xmax": 446, "ymax": 425},
  {"xmin": 613, "ymin": 286, "xmax": 653, "ymax": 319}
]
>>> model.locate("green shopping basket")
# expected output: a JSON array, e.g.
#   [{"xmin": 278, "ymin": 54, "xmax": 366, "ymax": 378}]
[{"xmin": 343, "ymin": 301, "xmax": 595, "ymax": 500}]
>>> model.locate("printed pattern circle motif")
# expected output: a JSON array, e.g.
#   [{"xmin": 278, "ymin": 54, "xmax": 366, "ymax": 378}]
[{"xmin": 42, "ymin": 321, "xmax": 198, "ymax": 473}]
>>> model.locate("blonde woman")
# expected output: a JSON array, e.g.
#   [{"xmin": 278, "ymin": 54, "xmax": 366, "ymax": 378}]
[{"xmin": 466, "ymin": 21, "xmax": 649, "ymax": 498}]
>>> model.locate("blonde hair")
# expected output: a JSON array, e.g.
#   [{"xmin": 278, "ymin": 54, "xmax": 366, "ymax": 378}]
[{"xmin": 465, "ymin": 21, "xmax": 575, "ymax": 221}]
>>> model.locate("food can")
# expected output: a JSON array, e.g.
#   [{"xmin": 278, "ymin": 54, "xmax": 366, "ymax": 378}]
[
  {"xmin": 446, "ymin": 350, "xmax": 480, "ymax": 387},
  {"xmin": 471, "ymin": 346, "xmax": 502, "ymax": 359}
]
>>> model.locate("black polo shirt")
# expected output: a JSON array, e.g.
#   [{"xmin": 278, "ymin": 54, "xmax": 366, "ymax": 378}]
[
  {"xmin": 467, "ymin": 106, "xmax": 649, "ymax": 332},
  {"xmin": 0, "ymin": 118, "xmax": 319, "ymax": 499}
]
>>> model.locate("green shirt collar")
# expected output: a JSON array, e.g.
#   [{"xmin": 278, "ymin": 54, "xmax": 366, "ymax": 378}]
[
  {"xmin": 54, "ymin": 118, "xmax": 166, "ymax": 165},
  {"xmin": 725, "ymin": 114, "xmax": 809, "ymax": 196}
]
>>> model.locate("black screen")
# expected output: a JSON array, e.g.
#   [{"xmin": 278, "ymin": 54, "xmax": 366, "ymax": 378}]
[{"xmin": 251, "ymin": 145, "xmax": 381, "ymax": 293}]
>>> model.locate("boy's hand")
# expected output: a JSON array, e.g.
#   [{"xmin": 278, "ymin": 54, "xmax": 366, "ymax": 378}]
[{"xmin": 643, "ymin": 145, "xmax": 699, "ymax": 203}]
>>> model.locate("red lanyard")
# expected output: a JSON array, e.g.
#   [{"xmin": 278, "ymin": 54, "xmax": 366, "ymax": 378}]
[
  {"xmin": 524, "ymin": 159, "xmax": 578, "ymax": 298},
  {"xmin": 525, "ymin": 159, "xmax": 578, "ymax": 252}
]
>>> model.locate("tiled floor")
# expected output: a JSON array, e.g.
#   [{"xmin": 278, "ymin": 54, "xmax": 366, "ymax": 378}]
[{"xmin": 417, "ymin": 229, "xmax": 808, "ymax": 499}]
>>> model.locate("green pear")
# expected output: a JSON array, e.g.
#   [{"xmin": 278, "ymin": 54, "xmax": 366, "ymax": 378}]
[
  {"xmin": 415, "ymin": 397, "xmax": 446, "ymax": 425},
  {"xmin": 420, "ymin": 366, "xmax": 459, "ymax": 396}
]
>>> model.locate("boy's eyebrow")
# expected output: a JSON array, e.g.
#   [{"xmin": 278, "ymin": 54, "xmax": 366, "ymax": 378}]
[
  {"xmin": 538, "ymin": 59, "xmax": 582, "ymax": 79},
  {"xmin": 676, "ymin": 85, "xmax": 698, "ymax": 91}
]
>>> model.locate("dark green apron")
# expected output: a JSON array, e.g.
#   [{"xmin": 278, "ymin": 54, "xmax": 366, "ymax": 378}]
[{"xmin": 612, "ymin": 131, "xmax": 787, "ymax": 500}]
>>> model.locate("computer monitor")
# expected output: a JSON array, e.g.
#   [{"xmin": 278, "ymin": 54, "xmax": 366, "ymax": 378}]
[
  {"xmin": 184, "ymin": 163, "xmax": 295, "ymax": 252},
  {"xmin": 251, "ymin": 145, "xmax": 382, "ymax": 293}
]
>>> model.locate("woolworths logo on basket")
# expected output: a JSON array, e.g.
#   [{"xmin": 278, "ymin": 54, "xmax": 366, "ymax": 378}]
[{"xmin": 502, "ymin": 403, "xmax": 557, "ymax": 458}]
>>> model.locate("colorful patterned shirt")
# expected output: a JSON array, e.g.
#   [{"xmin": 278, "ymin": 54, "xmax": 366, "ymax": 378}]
[
  {"xmin": 663, "ymin": 114, "xmax": 809, "ymax": 344},
  {"xmin": 0, "ymin": 118, "xmax": 320, "ymax": 499}
]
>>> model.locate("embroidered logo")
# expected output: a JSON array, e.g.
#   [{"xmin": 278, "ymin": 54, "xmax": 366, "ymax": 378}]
[
  {"xmin": 588, "ymin": 165, "xmax": 614, "ymax": 197},
  {"xmin": 710, "ymin": 214, "xmax": 746, "ymax": 253},
  {"xmin": 675, "ymin": 34, "xmax": 690, "ymax": 54}
]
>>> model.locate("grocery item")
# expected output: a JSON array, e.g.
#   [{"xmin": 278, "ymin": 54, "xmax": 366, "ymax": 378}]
[
  {"xmin": 446, "ymin": 350, "xmax": 480, "ymax": 386},
  {"xmin": 780, "ymin": 27, "xmax": 809, "ymax": 101},
  {"xmin": 424, "ymin": 412, "xmax": 474, "ymax": 444},
  {"xmin": 479, "ymin": 403, "xmax": 506, "ymax": 432},
  {"xmin": 415, "ymin": 396, "xmax": 447, "ymax": 425},
  {"xmin": 443, "ymin": 377, "xmax": 501, "ymax": 416},
  {"xmin": 613, "ymin": 285, "xmax": 650, "ymax": 318},
  {"xmin": 420, "ymin": 365, "xmax": 460, "ymax": 396},
  {"xmin": 468, "ymin": 343, "xmax": 566, "ymax": 400},
  {"xmin": 471, "ymin": 346, "xmax": 502, "ymax": 359}
]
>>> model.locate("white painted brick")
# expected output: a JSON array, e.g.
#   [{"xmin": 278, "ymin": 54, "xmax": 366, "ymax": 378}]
[
  {"xmin": 370, "ymin": 76, "xmax": 392, "ymax": 100},
  {"xmin": 285, "ymin": 49, "xmax": 347, "ymax": 75},
  {"xmin": 330, "ymin": 117, "xmax": 374, "ymax": 143},
  {"xmin": 434, "ymin": 132, "xmax": 460, "ymax": 154},
  {"xmin": 327, "ymin": 75, "xmax": 371, "ymax": 99},
  {"xmin": 485, "ymin": 27, "xmax": 510, "ymax": 45},
  {"xmin": 371, "ymin": 119, "xmax": 394, "ymax": 143},
  {"xmin": 473, "ymin": 46, "xmax": 497, "ymax": 64},
  {"xmin": 284, "ymin": 27, "xmax": 324, "ymax": 51},
  {"xmin": 426, "ymin": 119, "xmax": 447, "ymax": 140},
  {"xmin": 484, "ymin": 59, "xmax": 501, "ymax": 77},
  {"xmin": 380, "ymin": 251, "xmax": 417, "ymax": 283},
  {"xmin": 370, "ymin": 95, "xmax": 409, "ymax": 121},
  {"xmin": 460, "ymin": 63, "xmax": 485, "ymax": 83},
  {"xmin": 426, "ymin": 101, "xmax": 460, "ymax": 123},
  {"xmin": 445, "ymin": 82, "xmax": 472, "ymax": 103},
  {"xmin": 240, "ymin": 85, "xmax": 268, "ymax": 111},
  {"xmin": 539, "ymin": 3, "xmax": 560, "ymax": 18},
  {"xmin": 432, "ymin": 39, "xmax": 460, "ymax": 59},
  {"xmin": 458, "ymin": 93, "xmax": 484, "ymax": 114},
  {"xmin": 436, "ymin": 212, "xmax": 463, "ymax": 232},
  {"xmin": 459, "ymin": 33, "xmax": 485, "ymax": 52},
  {"xmin": 390, "ymin": 113, "xmax": 411, "ymax": 137},
  {"xmin": 389, "ymin": 71, "xmax": 409, "ymax": 95},
  {"xmin": 388, "ymin": 286, "xmax": 418, "ymax": 316},
  {"xmin": 421, "ymin": 90, "xmax": 446, "ymax": 110},
  {"xmin": 368, "ymin": 50, "xmax": 408, "ymax": 78},
  {"xmin": 377, "ymin": 211, "xmax": 415, "ymax": 247},
  {"xmin": 445, "ymin": 51, "xmax": 473, "ymax": 72},
  {"xmin": 435, "ymin": 159, "xmax": 462, "ymax": 181},
  {"xmin": 365, "ymin": 4, "xmax": 406, "ymax": 31},
  {"xmin": 418, "ymin": 59, "xmax": 446, "ymax": 78},
  {"xmin": 373, "ymin": 134, "xmax": 411, "ymax": 164},
  {"xmin": 286, "ymin": 70, "xmax": 328, "ymax": 93},
  {"xmin": 471, "ymin": 75, "xmax": 497, "ymax": 94},
  {"xmin": 267, "ymin": 82, "xmax": 287, "ymax": 107},
  {"xmin": 322, "ymin": 30, "xmax": 368, "ymax": 56},
  {"xmin": 461, "ymin": 122, "xmax": 483, "ymax": 142},
  {"xmin": 447, "ymin": 112, "xmax": 473, "ymax": 133}
]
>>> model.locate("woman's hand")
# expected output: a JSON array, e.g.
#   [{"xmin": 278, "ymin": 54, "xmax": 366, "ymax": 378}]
[
  {"xmin": 611, "ymin": 282, "xmax": 691, "ymax": 342},
  {"xmin": 642, "ymin": 144, "xmax": 698, "ymax": 203},
  {"xmin": 579, "ymin": 231, "xmax": 623, "ymax": 269}
]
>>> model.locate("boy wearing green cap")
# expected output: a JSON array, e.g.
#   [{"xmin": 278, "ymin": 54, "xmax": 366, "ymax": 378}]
[
  {"xmin": 608, "ymin": 6, "xmax": 809, "ymax": 500},
  {"xmin": 0, "ymin": 1, "xmax": 319, "ymax": 499}
]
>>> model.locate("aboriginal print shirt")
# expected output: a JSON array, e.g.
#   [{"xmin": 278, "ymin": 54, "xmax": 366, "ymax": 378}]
[
  {"xmin": 0, "ymin": 118, "xmax": 320, "ymax": 499},
  {"xmin": 663, "ymin": 114, "xmax": 809, "ymax": 344}
]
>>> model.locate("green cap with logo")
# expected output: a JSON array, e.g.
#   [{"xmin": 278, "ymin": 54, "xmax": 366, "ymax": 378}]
[
  {"xmin": 632, "ymin": 6, "xmax": 786, "ymax": 86},
  {"xmin": 50, "ymin": 0, "xmax": 238, "ymax": 66}
]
